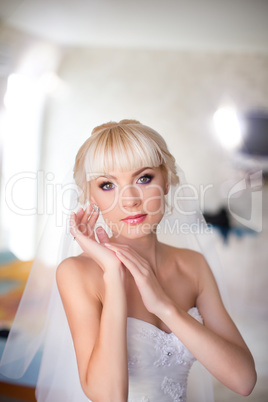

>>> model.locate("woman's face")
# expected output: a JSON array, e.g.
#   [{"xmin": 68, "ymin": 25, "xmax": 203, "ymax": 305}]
[{"xmin": 89, "ymin": 166, "xmax": 169, "ymax": 240}]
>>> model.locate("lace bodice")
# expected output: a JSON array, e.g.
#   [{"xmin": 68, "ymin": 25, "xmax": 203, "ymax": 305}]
[{"xmin": 127, "ymin": 307, "xmax": 203, "ymax": 402}]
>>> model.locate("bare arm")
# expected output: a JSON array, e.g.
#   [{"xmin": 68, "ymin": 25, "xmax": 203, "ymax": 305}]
[
  {"xmin": 57, "ymin": 205, "xmax": 129, "ymax": 401},
  {"xmin": 156, "ymin": 253, "xmax": 257, "ymax": 396},
  {"xmin": 105, "ymin": 244, "xmax": 257, "ymax": 396},
  {"xmin": 56, "ymin": 258, "xmax": 128, "ymax": 402}
]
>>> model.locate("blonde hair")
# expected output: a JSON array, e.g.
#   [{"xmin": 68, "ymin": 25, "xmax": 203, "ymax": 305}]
[{"xmin": 74, "ymin": 119, "xmax": 179, "ymax": 204}]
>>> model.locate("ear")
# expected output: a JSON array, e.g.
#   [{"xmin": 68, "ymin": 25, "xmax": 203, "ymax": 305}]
[
  {"xmin": 160, "ymin": 165, "xmax": 170, "ymax": 195},
  {"xmin": 164, "ymin": 182, "xmax": 170, "ymax": 195}
]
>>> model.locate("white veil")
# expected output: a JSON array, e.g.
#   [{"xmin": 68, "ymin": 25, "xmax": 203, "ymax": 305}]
[{"xmin": 0, "ymin": 163, "xmax": 229, "ymax": 402}]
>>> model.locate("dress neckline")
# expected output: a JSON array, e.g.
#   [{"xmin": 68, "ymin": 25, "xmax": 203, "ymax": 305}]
[{"xmin": 127, "ymin": 307, "xmax": 201, "ymax": 335}]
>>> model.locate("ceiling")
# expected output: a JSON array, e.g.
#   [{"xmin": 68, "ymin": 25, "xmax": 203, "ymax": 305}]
[{"xmin": 0, "ymin": 0, "xmax": 268, "ymax": 52}]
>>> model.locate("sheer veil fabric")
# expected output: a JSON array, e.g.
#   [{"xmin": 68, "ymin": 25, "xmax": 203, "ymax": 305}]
[{"xmin": 0, "ymin": 164, "xmax": 229, "ymax": 401}]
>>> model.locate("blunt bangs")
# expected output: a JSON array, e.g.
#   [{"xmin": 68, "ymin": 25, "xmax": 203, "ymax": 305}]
[{"xmin": 84, "ymin": 125, "xmax": 165, "ymax": 180}]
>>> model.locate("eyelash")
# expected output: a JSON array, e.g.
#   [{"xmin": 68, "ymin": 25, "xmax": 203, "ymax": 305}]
[
  {"xmin": 99, "ymin": 174, "xmax": 154, "ymax": 191},
  {"xmin": 99, "ymin": 181, "xmax": 115, "ymax": 191},
  {"xmin": 137, "ymin": 174, "xmax": 154, "ymax": 184}
]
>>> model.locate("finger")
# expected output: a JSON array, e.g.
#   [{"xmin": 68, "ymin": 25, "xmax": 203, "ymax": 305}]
[
  {"xmin": 95, "ymin": 226, "xmax": 109, "ymax": 244},
  {"xmin": 70, "ymin": 210, "xmax": 88, "ymax": 236},
  {"xmin": 77, "ymin": 205, "xmax": 93, "ymax": 235},
  {"xmin": 72, "ymin": 208, "xmax": 87, "ymax": 235},
  {"xmin": 70, "ymin": 212, "xmax": 83, "ymax": 237},
  {"xmin": 76, "ymin": 207, "xmax": 84, "ymax": 220},
  {"xmin": 76, "ymin": 205, "xmax": 99, "ymax": 236},
  {"xmin": 104, "ymin": 243, "xmax": 131, "ymax": 252},
  {"xmin": 69, "ymin": 214, "xmax": 96, "ymax": 246},
  {"xmin": 80, "ymin": 204, "xmax": 92, "ymax": 223},
  {"xmin": 104, "ymin": 243, "xmax": 146, "ymax": 266},
  {"xmin": 114, "ymin": 250, "xmax": 143, "ymax": 280},
  {"xmin": 105, "ymin": 245, "xmax": 146, "ymax": 274},
  {"xmin": 87, "ymin": 207, "xmax": 99, "ymax": 226},
  {"xmin": 86, "ymin": 208, "xmax": 99, "ymax": 238}
]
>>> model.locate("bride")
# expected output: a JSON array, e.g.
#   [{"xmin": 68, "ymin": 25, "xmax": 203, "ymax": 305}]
[{"xmin": 1, "ymin": 119, "xmax": 256, "ymax": 401}]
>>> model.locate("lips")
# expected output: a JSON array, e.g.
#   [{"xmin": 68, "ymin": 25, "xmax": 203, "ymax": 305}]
[{"xmin": 121, "ymin": 214, "xmax": 147, "ymax": 225}]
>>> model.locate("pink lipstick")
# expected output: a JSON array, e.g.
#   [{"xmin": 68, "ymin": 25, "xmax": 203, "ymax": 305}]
[{"xmin": 122, "ymin": 214, "xmax": 147, "ymax": 225}]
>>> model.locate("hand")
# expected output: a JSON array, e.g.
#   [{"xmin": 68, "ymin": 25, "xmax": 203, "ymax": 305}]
[
  {"xmin": 70, "ymin": 205, "xmax": 123, "ymax": 277},
  {"xmin": 104, "ymin": 243, "xmax": 171, "ymax": 315}
]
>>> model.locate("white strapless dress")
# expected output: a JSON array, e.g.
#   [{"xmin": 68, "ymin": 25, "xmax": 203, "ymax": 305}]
[{"xmin": 127, "ymin": 307, "xmax": 203, "ymax": 402}]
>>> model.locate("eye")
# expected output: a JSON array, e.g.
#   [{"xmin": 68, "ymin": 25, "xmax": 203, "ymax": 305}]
[
  {"xmin": 137, "ymin": 174, "xmax": 154, "ymax": 184},
  {"xmin": 99, "ymin": 181, "xmax": 115, "ymax": 191}
]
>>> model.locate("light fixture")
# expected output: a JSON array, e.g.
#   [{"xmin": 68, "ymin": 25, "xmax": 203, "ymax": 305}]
[{"xmin": 213, "ymin": 106, "xmax": 242, "ymax": 149}]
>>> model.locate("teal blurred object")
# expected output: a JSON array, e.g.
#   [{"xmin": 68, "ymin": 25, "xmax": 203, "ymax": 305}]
[
  {"xmin": 0, "ymin": 338, "xmax": 39, "ymax": 385},
  {"xmin": 0, "ymin": 280, "xmax": 21, "ymax": 295},
  {"xmin": 0, "ymin": 250, "xmax": 18, "ymax": 265},
  {"xmin": 0, "ymin": 250, "xmax": 39, "ymax": 387}
]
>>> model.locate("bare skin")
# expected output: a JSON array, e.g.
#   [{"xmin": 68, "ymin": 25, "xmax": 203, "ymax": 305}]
[{"xmin": 56, "ymin": 167, "xmax": 256, "ymax": 401}]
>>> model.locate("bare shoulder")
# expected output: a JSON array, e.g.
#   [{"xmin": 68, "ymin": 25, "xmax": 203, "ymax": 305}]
[
  {"xmin": 174, "ymin": 246, "xmax": 217, "ymax": 291},
  {"xmin": 161, "ymin": 244, "xmax": 224, "ymax": 315},
  {"xmin": 159, "ymin": 242, "xmax": 208, "ymax": 279},
  {"xmin": 162, "ymin": 246, "xmax": 226, "ymax": 319},
  {"xmin": 56, "ymin": 253, "xmax": 104, "ymax": 300},
  {"xmin": 157, "ymin": 243, "xmax": 211, "ymax": 308}
]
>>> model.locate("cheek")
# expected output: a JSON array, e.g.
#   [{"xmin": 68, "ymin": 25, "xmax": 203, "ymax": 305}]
[
  {"xmin": 143, "ymin": 187, "xmax": 166, "ymax": 215},
  {"xmin": 93, "ymin": 191, "xmax": 119, "ymax": 216}
]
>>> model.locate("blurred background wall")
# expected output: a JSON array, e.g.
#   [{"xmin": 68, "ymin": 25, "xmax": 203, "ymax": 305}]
[{"xmin": 0, "ymin": 1, "xmax": 267, "ymax": 401}]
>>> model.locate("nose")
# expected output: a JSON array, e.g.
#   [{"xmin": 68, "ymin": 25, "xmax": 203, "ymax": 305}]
[{"xmin": 120, "ymin": 185, "xmax": 142, "ymax": 209}]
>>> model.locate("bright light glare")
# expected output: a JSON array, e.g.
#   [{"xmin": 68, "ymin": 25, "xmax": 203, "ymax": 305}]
[
  {"xmin": 39, "ymin": 72, "xmax": 69, "ymax": 98},
  {"xmin": 213, "ymin": 107, "xmax": 242, "ymax": 149},
  {"xmin": 1, "ymin": 73, "xmax": 45, "ymax": 260}
]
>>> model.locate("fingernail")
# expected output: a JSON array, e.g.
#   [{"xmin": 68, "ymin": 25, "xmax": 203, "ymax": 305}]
[{"xmin": 92, "ymin": 204, "xmax": 99, "ymax": 212}]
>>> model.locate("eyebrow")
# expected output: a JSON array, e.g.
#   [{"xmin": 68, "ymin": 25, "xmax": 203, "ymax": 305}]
[{"xmin": 97, "ymin": 167, "xmax": 153, "ymax": 180}]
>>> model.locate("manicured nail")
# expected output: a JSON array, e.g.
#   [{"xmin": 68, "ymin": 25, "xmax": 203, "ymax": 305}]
[{"xmin": 92, "ymin": 204, "xmax": 99, "ymax": 212}]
